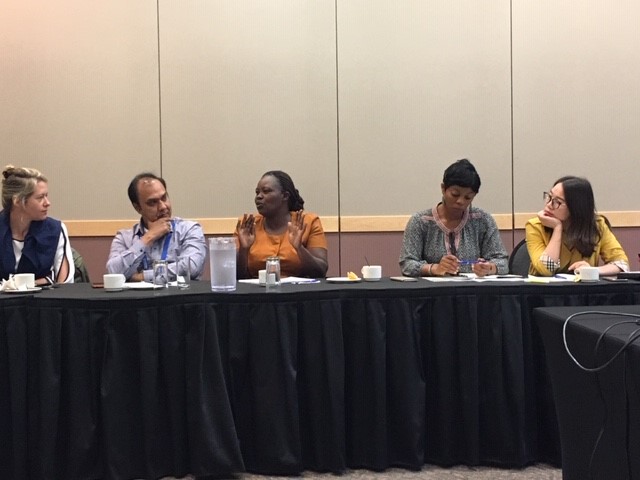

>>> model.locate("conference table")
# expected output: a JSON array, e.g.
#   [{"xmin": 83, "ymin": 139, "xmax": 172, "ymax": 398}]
[
  {"xmin": 535, "ymin": 305, "xmax": 640, "ymax": 480},
  {"xmin": 2, "ymin": 278, "xmax": 640, "ymax": 480}
]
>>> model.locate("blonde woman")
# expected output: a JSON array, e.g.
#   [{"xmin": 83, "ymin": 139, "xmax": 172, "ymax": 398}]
[{"xmin": 0, "ymin": 165, "xmax": 74, "ymax": 285}]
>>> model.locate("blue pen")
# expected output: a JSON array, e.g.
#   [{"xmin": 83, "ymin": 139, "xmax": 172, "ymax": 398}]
[{"xmin": 458, "ymin": 259, "xmax": 479, "ymax": 266}]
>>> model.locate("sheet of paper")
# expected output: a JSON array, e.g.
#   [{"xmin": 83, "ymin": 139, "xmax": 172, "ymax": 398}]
[
  {"xmin": 474, "ymin": 275, "xmax": 526, "ymax": 282},
  {"xmin": 239, "ymin": 277, "xmax": 320, "ymax": 285},
  {"xmin": 525, "ymin": 274, "xmax": 577, "ymax": 283},
  {"xmin": 422, "ymin": 276, "xmax": 473, "ymax": 282}
]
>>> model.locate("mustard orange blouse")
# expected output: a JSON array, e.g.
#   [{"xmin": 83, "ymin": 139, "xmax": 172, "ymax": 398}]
[
  {"xmin": 234, "ymin": 211, "xmax": 327, "ymax": 278},
  {"xmin": 526, "ymin": 216, "xmax": 629, "ymax": 276}
]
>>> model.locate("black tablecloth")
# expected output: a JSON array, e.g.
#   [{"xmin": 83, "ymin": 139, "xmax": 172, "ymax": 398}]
[
  {"xmin": 535, "ymin": 305, "xmax": 640, "ymax": 480},
  {"xmin": 2, "ymin": 279, "xmax": 640, "ymax": 479}
]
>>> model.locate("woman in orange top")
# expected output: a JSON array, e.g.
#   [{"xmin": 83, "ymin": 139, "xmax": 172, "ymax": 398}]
[{"xmin": 235, "ymin": 170, "xmax": 328, "ymax": 278}]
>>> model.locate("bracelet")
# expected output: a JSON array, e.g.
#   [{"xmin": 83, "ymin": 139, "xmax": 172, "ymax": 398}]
[{"xmin": 428, "ymin": 263, "xmax": 434, "ymax": 276}]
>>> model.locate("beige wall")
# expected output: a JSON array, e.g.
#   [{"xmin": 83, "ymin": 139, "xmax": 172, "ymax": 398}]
[
  {"xmin": 513, "ymin": 0, "xmax": 640, "ymax": 214},
  {"xmin": 1, "ymin": 1, "xmax": 161, "ymax": 219},
  {"xmin": 2, "ymin": 1, "xmax": 639, "ymax": 244}
]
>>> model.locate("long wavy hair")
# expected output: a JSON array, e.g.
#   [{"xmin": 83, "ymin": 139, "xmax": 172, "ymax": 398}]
[{"xmin": 554, "ymin": 175, "xmax": 600, "ymax": 257}]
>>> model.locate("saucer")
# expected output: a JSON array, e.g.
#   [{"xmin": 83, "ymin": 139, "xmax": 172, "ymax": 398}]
[
  {"xmin": 326, "ymin": 277, "xmax": 361, "ymax": 283},
  {"xmin": 1, "ymin": 286, "xmax": 42, "ymax": 294}
]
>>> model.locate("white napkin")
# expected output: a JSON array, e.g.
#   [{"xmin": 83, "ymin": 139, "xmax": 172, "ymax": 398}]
[{"xmin": 0, "ymin": 274, "xmax": 28, "ymax": 291}]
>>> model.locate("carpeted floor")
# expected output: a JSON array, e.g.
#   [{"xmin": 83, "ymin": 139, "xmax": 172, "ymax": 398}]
[
  {"xmin": 178, "ymin": 463, "xmax": 562, "ymax": 480},
  {"xmin": 241, "ymin": 464, "xmax": 562, "ymax": 479}
]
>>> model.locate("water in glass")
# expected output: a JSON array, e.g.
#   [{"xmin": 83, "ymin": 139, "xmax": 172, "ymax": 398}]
[
  {"xmin": 209, "ymin": 237, "xmax": 237, "ymax": 292},
  {"xmin": 265, "ymin": 256, "xmax": 281, "ymax": 291}
]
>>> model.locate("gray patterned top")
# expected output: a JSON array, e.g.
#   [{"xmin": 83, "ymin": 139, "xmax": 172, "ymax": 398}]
[{"xmin": 399, "ymin": 204, "xmax": 509, "ymax": 277}]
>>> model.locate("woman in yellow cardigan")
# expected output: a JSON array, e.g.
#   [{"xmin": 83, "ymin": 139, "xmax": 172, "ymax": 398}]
[{"xmin": 525, "ymin": 175, "xmax": 629, "ymax": 276}]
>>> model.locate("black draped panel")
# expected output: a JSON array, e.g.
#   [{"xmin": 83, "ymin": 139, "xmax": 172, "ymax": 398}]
[
  {"xmin": 0, "ymin": 298, "xmax": 28, "ymax": 480},
  {"xmin": 297, "ymin": 300, "xmax": 345, "ymax": 472},
  {"xmin": 426, "ymin": 293, "xmax": 481, "ymax": 465},
  {"xmin": 225, "ymin": 301, "xmax": 301, "ymax": 474},
  {"xmin": 5, "ymin": 291, "xmax": 244, "ymax": 480},
  {"xmin": 342, "ymin": 297, "xmax": 389, "ymax": 470},
  {"xmin": 384, "ymin": 298, "xmax": 426, "ymax": 470},
  {"xmin": 99, "ymin": 300, "xmax": 243, "ymax": 479},
  {"xmin": 0, "ymin": 280, "xmax": 639, "ymax": 479},
  {"xmin": 341, "ymin": 296, "xmax": 426, "ymax": 471},
  {"xmin": 26, "ymin": 305, "xmax": 105, "ymax": 480}
]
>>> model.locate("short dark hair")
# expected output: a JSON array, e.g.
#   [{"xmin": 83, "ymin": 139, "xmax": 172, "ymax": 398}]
[
  {"xmin": 442, "ymin": 159, "xmax": 481, "ymax": 193},
  {"xmin": 127, "ymin": 172, "xmax": 167, "ymax": 205},
  {"xmin": 261, "ymin": 170, "xmax": 305, "ymax": 211}
]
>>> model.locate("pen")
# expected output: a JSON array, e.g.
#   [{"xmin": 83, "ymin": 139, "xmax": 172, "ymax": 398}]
[{"xmin": 458, "ymin": 260, "xmax": 479, "ymax": 266}]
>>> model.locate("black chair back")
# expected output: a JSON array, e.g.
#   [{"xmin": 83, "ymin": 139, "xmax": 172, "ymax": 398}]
[{"xmin": 508, "ymin": 239, "xmax": 530, "ymax": 276}]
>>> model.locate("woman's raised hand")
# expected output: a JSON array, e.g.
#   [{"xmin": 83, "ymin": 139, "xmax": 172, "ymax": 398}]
[
  {"xmin": 237, "ymin": 214, "xmax": 256, "ymax": 249},
  {"xmin": 287, "ymin": 210, "xmax": 307, "ymax": 250}
]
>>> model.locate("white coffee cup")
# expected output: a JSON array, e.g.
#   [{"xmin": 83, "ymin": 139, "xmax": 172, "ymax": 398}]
[
  {"xmin": 103, "ymin": 273, "xmax": 126, "ymax": 290},
  {"xmin": 579, "ymin": 266, "xmax": 599, "ymax": 282},
  {"xmin": 14, "ymin": 273, "xmax": 35, "ymax": 289},
  {"xmin": 361, "ymin": 265, "xmax": 382, "ymax": 281},
  {"xmin": 258, "ymin": 269, "xmax": 267, "ymax": 285}
]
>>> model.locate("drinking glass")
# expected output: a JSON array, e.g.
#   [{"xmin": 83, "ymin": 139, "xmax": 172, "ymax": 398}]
[
  {"xmin": 153, "ymin": 260, "xmax": 169, "ymax": 288},
  {"xmin": 177, "ymin": 255, "xmax": 191, "ymax": 289},
  {"xmin": 265, "ymin": 256, "xmax": 281, "ymax": 291}
]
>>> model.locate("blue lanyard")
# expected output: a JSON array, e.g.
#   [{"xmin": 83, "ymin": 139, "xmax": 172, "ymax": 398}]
[
  {"xmin": 160, "ymin": 220, "xmax": 175, "ymax": 260},
  {"xmin": 139, "ymin": 220, "xmax": 174, "ymax": 270}
]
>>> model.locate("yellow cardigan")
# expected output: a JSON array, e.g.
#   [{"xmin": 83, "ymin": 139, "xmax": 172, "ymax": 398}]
[{"xmin": 525, "ymin": 216, "xmax": 629, "ymax": 276}]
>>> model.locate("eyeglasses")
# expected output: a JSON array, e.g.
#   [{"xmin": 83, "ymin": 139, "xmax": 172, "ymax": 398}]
[{"xmin": 543, "ymin": 192, "xmax": 565, "ymax": 209}]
